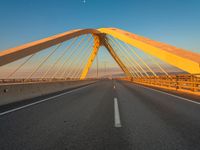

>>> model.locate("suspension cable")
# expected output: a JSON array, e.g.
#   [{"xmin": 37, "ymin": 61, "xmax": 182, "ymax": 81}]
[
  {"xmin": 117, "ymin": 40, "xmax": 149, "ymax": 77},
  {"xmin": 107, "ymin": 39, "xmax": 139, "ymax": 77},
  {"xmin": 66, "ymin": 41, "xmax": 92, "ymax": 79},
  {"xmin": 107, "ymin": 37, "xmax": 143, "ymax": 77},
  {"xmin": 52, "ymin": 35, "xmax": 87, "ymax": 79},
  {"xmin": 110, "ymin": 36, "xmax": 148, "ymax": 77},
  {"xmin": 41, "ymin": 37, "xmax": 78, "ymax": 79},
  {"xmin": 147, "ymin": 55, "xmax": 171, "ymax": 77},
  {"xmin": 74, "ymin": 54, "xmax": 91, "ymax": 79},
  {"xmin": 125, "ymin": 44, "xmax": 157, "ymax": 77},
  {"xmin": 72, "ymin": 42, "xmax": 94, "ymax": 79},
  {"xmin": 107, "ymin": 38, "xmax": 142, "ymax": 77},
  {"xmin": 72, "ymin": 48, "xmax": 91, "ymax": 79},
  {"xmin": 63, "ymin": 35, "xmax": 92, "ymax": 79},
  {"xmin": 105, "ymin": 38, "xmax": 139, "ymax": 78},
  {"xmin": 6, "ymin": 53, "xmax": 36, "ymax": 79},
  {"xmin": 26, "ymin": 43, "xmax": 62, "ymax": 80}
]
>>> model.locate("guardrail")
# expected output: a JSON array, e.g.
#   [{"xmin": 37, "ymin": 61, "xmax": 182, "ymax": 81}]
[
  {"xmin": 122, "ymin": 74, "xmax": 200, "ymax": 94},
  {"xmin": 0, "ymin": 79, "xmax": 97, "ymax": 106},
  {"xmin": 0, "ymin": 78, "xmax": 97, "ymax": 84}
]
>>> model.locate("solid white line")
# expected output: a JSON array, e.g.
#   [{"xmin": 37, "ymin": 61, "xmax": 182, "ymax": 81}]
[
  {"xmin": 0, "ymin": 84, "xmax": 93, "ymax": 116},
  {"xmin": 134, "ymin": 83, "xmax": 200, "ymax": 105},
  {"xmin": 114, "ymin": 97, "xmax": 122, "ymax": 127}
]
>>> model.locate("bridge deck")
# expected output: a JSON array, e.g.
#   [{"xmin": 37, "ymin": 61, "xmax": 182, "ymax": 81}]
[{"xmin": 0, "ymin": 80, "xmax": 199, "ymax": 150}]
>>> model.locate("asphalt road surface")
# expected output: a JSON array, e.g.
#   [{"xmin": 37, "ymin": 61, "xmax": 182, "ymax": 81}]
[{"xmin": 0, "ymin": 80, "xmax": 200, "ymax": 150}]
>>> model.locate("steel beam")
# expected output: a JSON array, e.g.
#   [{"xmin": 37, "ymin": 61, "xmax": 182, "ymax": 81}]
[
  {"xmin": 0, "ymin": 29, "xmax": 100, "ymax": 66},
  {"xmin": 80, "ymin": 34, "xmax": 100, "ymax": 79},
  {"xmin": 102, "ymin": 36, "xmax": 132, "ymax": 77},
  {"xmin": 98, "ymin": 28, "xmax": 200, "ymax": 74}
]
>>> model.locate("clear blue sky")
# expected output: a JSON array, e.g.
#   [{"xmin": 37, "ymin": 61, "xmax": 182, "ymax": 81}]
[{"xmin": 0, "ymin": 0, "xmax": 200, "ymax": 53}]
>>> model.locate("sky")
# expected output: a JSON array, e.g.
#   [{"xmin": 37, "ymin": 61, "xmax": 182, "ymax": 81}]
[
  {"xmin": 0, "ymin": 0, "xmax": 200, "ymax": 52},
  {"xmin": 0, "ymin": 0, "xmax": 200, "ymax": 77}
]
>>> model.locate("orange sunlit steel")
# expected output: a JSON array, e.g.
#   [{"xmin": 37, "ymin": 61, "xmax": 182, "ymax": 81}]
[{"xmin": 0, "ymin": 28, "xmax": 200, "ymax": 79}]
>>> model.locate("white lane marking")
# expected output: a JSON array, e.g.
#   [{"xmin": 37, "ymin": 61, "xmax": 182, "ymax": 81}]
[
  {"xmin": 114, "ymin": 97, "xmax": 122, "ymax": 127},
  {"xmin": 113, "ymin": 85, "xmax": 115, "ymax": 89},
  {"xmin": 134, "ymin": 83, "xmax": 200, "ymax": 105},
  {"xmin": 0, "ymin": 84, "xmax": 93, "ymax": 116}
]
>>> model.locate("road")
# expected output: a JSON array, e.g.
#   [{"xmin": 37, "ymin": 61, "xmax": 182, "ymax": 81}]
[{"xmin": 0, "ymin": 80, "xmax": 200, "ymax": 150}]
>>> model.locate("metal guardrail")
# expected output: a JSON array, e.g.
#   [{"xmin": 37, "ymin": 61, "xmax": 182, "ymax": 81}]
[{"xmin": 122, "ymin": 74, "xmax": 200, "ymax": 94}]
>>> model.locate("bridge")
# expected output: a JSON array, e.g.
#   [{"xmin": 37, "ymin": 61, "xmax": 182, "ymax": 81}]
[{"xmin": 0, "ymin": 28, "xmax": 200, "ymax": 150}]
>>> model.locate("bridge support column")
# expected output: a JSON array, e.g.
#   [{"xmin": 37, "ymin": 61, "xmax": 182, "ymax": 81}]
[
  {"xmin": 80, "ymin": 34, "xmax": 100, "ymax": 79},
  {"xmin": 101, "ymin": 35, "xmax": 132, "ymax": 77}
]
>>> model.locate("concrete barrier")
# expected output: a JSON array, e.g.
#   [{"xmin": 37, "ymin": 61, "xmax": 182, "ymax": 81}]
[{"xmin": 0, "ymin": 80, "xmax": 96, "ymax": 106}]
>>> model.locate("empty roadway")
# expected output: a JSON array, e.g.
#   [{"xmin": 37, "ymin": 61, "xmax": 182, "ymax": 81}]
[{"xmin": 0, "ymin": 80, "xmax": 200, "ymax": 150}]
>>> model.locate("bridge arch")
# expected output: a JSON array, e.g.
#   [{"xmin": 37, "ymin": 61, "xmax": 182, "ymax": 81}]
[
  {"xmin": 0, "ymin": 28, "xmax": 200, "ymax": 79},
  {"xmin": 98, "ymin": 28, "xmax": 200, "ymax": 74},
  {"xmin": 0, "ymin": 29, "xmax": 100, "ymax": 66}
]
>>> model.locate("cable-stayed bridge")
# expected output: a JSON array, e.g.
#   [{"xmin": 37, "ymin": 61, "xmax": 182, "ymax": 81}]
[
  {"xmin": 0, "ymin": 28, "xmax": 199, "ymax": 93},
  {"xmin": 0, "ymin": 28, "xmax": 200, "ymax": 150}
]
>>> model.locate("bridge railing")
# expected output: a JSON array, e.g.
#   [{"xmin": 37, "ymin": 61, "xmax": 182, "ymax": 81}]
[
  {"xmin": 123, "ymin": 74, "xmax": 200, "ymax": 94},
  {"xmin": 0, "ymin": 78, "xmax": 96, "ymax": 84}
]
